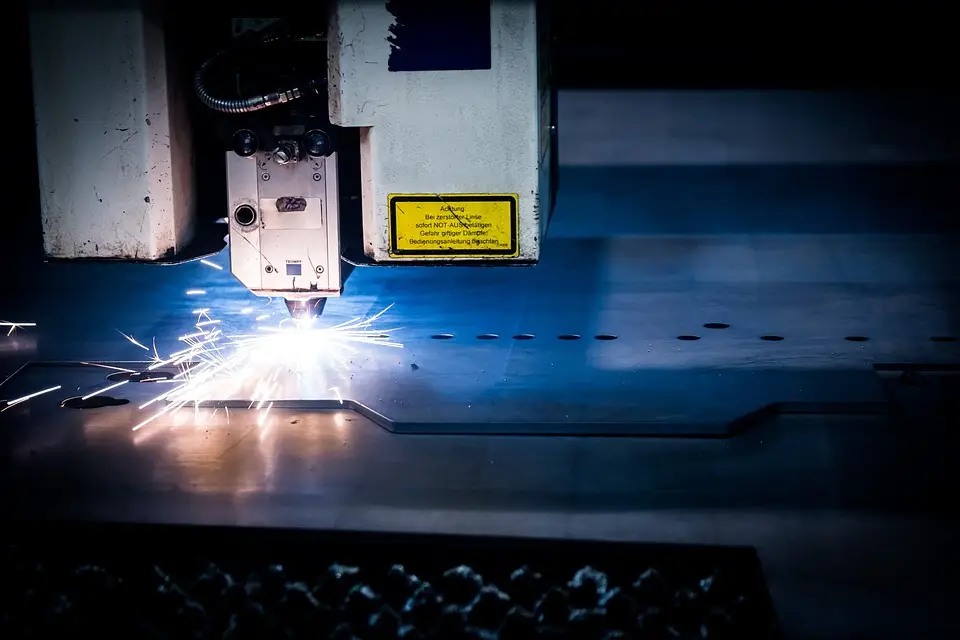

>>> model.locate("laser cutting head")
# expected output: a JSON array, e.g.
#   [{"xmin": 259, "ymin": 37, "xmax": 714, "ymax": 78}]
[
  {"xmin": 284, "ymin": 297, "xmax": 327, "ymax": 320},
  {"xmin": 226, "ymin": 148, "xmax": 342, "ymax": 313}
]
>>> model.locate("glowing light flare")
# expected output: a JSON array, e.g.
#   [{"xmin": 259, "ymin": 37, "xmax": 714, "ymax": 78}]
[
  {"xmin": 200, "ymin": 259, "xmax": 223, "ymax": 270},
  {"xmin": 185, "ymin": 289, "xmax": 207, "ymax": 296},
  {"xmin": 126, "ymin": 304, "xmax": 401, "ymax": 433}
]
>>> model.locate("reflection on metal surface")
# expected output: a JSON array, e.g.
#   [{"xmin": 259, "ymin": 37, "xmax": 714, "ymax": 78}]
[
  {"xmin": 0, "ymin": 332, "xmax": 37, "ymax": 357},
  {"xmin": 125, "ymin": 406, "xmax": 358, "ymax": 497}
]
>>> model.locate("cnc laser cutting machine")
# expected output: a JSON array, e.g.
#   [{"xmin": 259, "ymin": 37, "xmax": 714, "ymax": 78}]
[{"xmin": 28, "ymin": 1, "xmax": 556, "ymax": 319}]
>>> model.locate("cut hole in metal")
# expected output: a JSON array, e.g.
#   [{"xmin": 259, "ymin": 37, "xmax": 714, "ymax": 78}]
[
  {"xmin": 61, "ymin": 396, "xmax": 129, "ymax": 410},
  {"xmin": 476, "ymin": 334, "xmax": 500, "ymax": 340},
  {"xmin": 431, "ymin": 334, "xmax": 454, "ymax": 340},
  {"xmin": 844, "ymin": 336, "xmax": 869, "ymax": 342},
  {"xmin": 930, "ymin": 336, "xmax": 957, "ymax": 343},
  {"xmin": 595, "ymin": 334, "xmax": 618, "ymax": 341},
  {"xmin": 558, "ymin": 334, "xmax": 581, "ymax": 340},
  {"xmin": 513, "ymin": 334, "xmax": 536, "ymax": 340},
  {"xmin": 677, "ymin": 335, "xmax": 701, "ymax": 341},
  {"xmin": 106, "ymin": 370, "xmax": 175, "ymax": 383},
  {"xmin": 760, "ymin": 335, "xmax": 784, "ymax": 341},
  {"xmin": 703, "ymin": 322, "xmax": 730, "ymax": 329}
]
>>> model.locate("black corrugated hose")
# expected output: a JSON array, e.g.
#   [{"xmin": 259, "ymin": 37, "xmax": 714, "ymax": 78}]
[{"xmin": 193, "ymin": 29, "xmax": 325, "ymax": 114}]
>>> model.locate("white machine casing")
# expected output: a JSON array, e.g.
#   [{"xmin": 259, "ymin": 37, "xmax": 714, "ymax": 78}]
[
  {"xmin": 29, "ymin": 2, "xmax": 195, "ymax": 260},
  {"xmin": 329, "ymin": 0, "xmax": 551, "ymax": 264}
]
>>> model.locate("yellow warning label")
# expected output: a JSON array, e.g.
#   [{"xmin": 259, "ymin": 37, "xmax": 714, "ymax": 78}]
[{"xmin": 388, "ymin": 194, "xmax": 519, "ymax": 258}]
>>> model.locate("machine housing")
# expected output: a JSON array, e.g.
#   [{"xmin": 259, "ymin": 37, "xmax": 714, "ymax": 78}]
[{"xmin": 27, "ymin": 0, "xmax": 556, "ymax": 314}]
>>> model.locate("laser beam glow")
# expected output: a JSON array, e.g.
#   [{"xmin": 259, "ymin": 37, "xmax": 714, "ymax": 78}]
[{"xmin": 125, "ymin": 304, "xmax": 401, "ymax": 432}]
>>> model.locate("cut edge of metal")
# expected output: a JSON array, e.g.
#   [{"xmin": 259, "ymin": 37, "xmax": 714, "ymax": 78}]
[{"xmin": 4, "ymin": 360, "xmax": 893, "ymax": 438}]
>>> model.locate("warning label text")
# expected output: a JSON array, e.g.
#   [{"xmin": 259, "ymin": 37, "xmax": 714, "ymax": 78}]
[{"xmin": 388, "ymin": 194, "xmax": 518, "ymax": 257}]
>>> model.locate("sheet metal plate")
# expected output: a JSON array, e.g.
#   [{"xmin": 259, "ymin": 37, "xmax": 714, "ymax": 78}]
[{"xmin": 3, "ymin": 237, "xmax": 959, "ymax": 434}]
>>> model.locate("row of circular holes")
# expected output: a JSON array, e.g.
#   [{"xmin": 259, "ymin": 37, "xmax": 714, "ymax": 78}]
[{"xmin": 431, "ymin": 323, "xmax": 959, "ymax": 343}]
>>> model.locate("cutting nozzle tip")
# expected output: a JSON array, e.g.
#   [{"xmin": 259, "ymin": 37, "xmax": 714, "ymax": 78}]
[{"xmin": 285, "ymin": 297, "xmax": 327, "ymax": 320}]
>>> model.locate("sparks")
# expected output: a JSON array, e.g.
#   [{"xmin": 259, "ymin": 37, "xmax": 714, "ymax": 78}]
[
  {"xmin": 80, "ymin": 362, "xmax": 137, "ymax": 373},
  {"xmin": 81, "ymin": 379, "xmax": 128, "ymax": 400},
  {"xmin": 185, "ymin": 289, "xmax": 206, "ymax": 296},
  {"xmin": 2, "ymin": 385, "xmax": 62, "ymax": 412},
  {"xmin": 126, "ymin": 303, "xmax": 401, "ymax": 432},
  {"xmin": 1, "ymin": 321, "xmax": 37, "ymax": 337},
  {"xmin": 117, "ymin": 330, "xmax": 151, "ymax": 352}
]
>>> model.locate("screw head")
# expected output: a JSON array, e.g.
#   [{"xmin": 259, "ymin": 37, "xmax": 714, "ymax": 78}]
[
  {"xmin": 265, "ymin": 265, "xmax": 274, "ymax": 273},
  {"xmin": 313, "ymin": 173, "xmax": 322, "ymax": 181},
  {"xmin": 316, "ymin": 265, "xmax": 324, "ymax": 274},
  {"xmin": 261, "ymin": 173, "xmax": 270, "ymax": 181},
  {"xmin": 273, "ymin": 141, "xmax": 298, "ymax": 165}
]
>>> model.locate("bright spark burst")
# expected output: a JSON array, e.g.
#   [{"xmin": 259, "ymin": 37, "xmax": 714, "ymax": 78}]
[
  {"xmin": 125, "ymin": 303, "xmax": 401, "ymax": 432},
  {"xmin": 1, "ymin": 320, "xmax": 37, "ymax": 337}
]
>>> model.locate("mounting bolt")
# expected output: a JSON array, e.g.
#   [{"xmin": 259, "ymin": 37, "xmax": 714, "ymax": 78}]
[
  {"xmin": 316, "ymin": 265, "xmax": 324, "ymax": 274},
  {"xmin": 273, "ymin": 141, "xmax": 299, "ymax": 165},
  {"xmin": 265, "ymin": 265, "xmax": 274, "ymax": 273},
  {"xmin": 261, "ymin": 173, "xmax": 270, "ymax": 181},
  {"xmin": 313, "ymin": 173, "xmax": 322, "ymax": 181}
]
